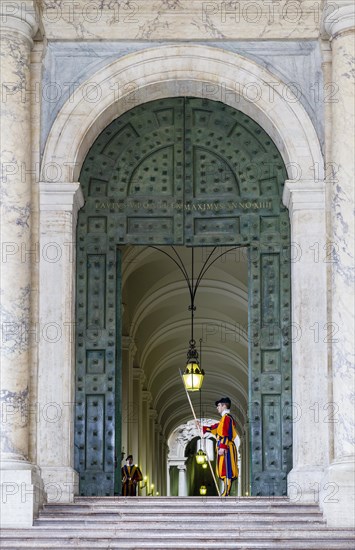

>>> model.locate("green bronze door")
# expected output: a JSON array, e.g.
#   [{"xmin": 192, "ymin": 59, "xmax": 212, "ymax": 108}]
[{"xmin": 75, "ymin": 97, "xmax": 291, "ymax": 496}]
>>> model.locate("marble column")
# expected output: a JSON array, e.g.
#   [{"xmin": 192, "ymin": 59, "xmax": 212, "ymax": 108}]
[
  {"xmin": 237, "ymin": 439, "xmax": 242, "ymax": 496},
  {"xmin": 121, "ymin": 337, "xmax": 137, "ymax": 457},
  {"xmin": 158, "ymin": 434, "xmax": 166, "ymax": 495},
  {"xmin": 0, "ymin": 4, "xmax": 41, "ymax": 528},
  {"xmin": 132, "ymin": 367, "xmax": 143, "ymax": 467},
  {"xmin": 164, "ymin": 442, "xmax": 169, "ymax": 495},
  {"xmin": 283, "ymin": 180, "xmax": 329, "ymax": 503},
  {"xmin": 127, "ymin": 341, "xmax": 136, "ymax": 455},
  {"xmin": 121, "ymin": 336, "xmax": 131, "ymax": 456},
  {"xmin": 323, "ymin": 3, "xmax": 355, "ymax": 528},
  {"xmin": 148, "ymin": 409, "xmax": 157, "ymax": 490},
  {"xmin": 205, "ymin": 437, "xmax": 214, "ymax": 461},
  {"xmin": 141, "ymin": 390, "xmax": 150, "ymax": 484},
  {"xmin": 178, "ymin": 464, "xmax": 188, "ymax": 496},
  {"xmin": 121, "ymin": 337, "xmax": 129, "ymax": 456},
  {"xmin": 37, "ymin": 182, "xmax": 84, "ymax": 503},
  {"xmin": 167, "ymin": 464, "xmax": 171, "ymax": 496}
]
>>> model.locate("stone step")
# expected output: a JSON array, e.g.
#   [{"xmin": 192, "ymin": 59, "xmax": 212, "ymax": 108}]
[
  {"xmin": 71, "ymin": 497, "xmax": 296, "ymax": 507},
  {"xmin": 2, "ymin": 528, "xmax": 352, "ymax": 539},
  {"xmin": 1, "ymin": 535, "xmax": 354, "ymax": 550},
  {"xmin": 36, "ymin": 511, "xmax": 324, "ymax": 524},
  {"xmin": 74, "ymin": 495, "xmax": 292, "ymax": 506},
  {"xmin": 56, "ymin": 508, "xmax": 320, "ymax": 514},
  {"xmin": 42, "ymin": 503, "xmax": 322, "ymax": 513},
  {"xmin": 33, "ymin": 521, "xmax": 328, "ymax": 531},
  {"xmin": 45, "ymin": 504, "xmax": 319, "ymax": 510},
  {"xmin": 3, "ymin": 497, "xmax": 353, "ymax": 550},
  {"xmin": 34, "ymin": 518, "xmax": 326, "ymax": 527},
  {"xmin": 1, "ymin": 542, "xmax": 354, "ymax": 550},
  {"xmin": 69, "ymin": 498, "xmax": 298, "ymax": 507}
]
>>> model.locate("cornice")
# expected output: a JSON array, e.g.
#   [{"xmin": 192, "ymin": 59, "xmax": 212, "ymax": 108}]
[
  {"xmin": 39, "ymin": 182, "xmax": 84, "ymax": 214},
  {"xmin": 282, "ymin": 180, "xmax": 326, "ymax": 215}
]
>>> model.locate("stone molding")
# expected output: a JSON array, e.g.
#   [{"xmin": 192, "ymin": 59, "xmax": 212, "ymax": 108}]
[
  {"xmin": 149, "ymin": 409, "xmax": 158, "ymax": 421},
  {"xmin": 282, "ymin": 180, "xmax": 326, "ymax": 215},
  {"xmin": 39, "ymin": 182, "xmax": 84, "ymax": 213},
  {"xmin": 142, "ymin": 389, "xmax": 152, "ymax": 405},
  {"xmin": 0, "ymin": 2, "xmax": 38, "ymax": 42},
  {"xmin": 121, "ymin": 336, "xmax": 137, "ymax": 359},
  {"xmin": 132, "ymin": 366, "xmax": 145, "ymax": 384},
  {"xmin": 323, "ymin": 2, "xmax": 355, "ymax": 38},
  {"xmin": 0, "ymin": 454, "xmax": 34, "ymax": 471}
]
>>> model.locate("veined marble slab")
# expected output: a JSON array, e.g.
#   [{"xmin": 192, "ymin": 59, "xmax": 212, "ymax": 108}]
[
  {"xmin": 41, "ymin": 40, "xmax": 324, "ymax": 152},
  {"xmin": 36, "ymin": 0, "xmax": 322, "ymax": 40}
]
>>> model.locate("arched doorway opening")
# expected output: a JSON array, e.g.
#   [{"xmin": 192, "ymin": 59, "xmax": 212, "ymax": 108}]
[
  {"xmin": 167, "ymin": 421, "xmax": 224, "ymax": 497},
  {"xmin": 185, "ymin": 436, "xmax": 218, "ymax": 497},
  {"xmin": 122, "ymin": 246, "xmax": 248, "ymax": 497},
  {"xmin": 74, "ymin": 96, "xmax": 291, "ymax": 497}
]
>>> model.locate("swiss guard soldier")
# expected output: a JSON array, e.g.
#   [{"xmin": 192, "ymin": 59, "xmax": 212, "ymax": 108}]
[
  {"xmin": 121, "ymin": 455, "xmax": 143, "ymax": 496},
  {"xmin": 198, "ymin": 397, "xmax": 238, "ymax": 496}
]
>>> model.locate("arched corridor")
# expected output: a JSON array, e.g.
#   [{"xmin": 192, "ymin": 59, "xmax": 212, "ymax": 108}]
[{"xmin": 120, "ymin": 245, "xmax": 248, "ymax": 497}]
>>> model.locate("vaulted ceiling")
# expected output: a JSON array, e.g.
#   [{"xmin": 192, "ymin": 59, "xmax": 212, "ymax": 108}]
[{"xmin": 121, "ymin": 245, "xmax": 249, "ymax": 441}]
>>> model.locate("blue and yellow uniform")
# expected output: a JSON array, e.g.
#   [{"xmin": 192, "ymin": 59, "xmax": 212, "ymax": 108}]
[
  {"xmin": 121, "ymin": 463, "xmax": 143, "ymax": 496},
  {"xmin": 203, "ymin": 412, "xmax": 238, "ymax": 496}
]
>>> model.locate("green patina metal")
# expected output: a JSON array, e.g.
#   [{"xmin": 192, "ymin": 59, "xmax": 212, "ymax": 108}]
[{"xmin": 75, "ymin": 97, "xmax": 292, "ymax": 496}]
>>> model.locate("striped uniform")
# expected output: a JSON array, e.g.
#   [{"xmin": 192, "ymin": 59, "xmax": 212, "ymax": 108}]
[
  {"xmin": 203, "ymin": 413, "xmax": 238, "ymax": 484},
  {"xmin": 121, "ymin": 465, "xmax": 143, "ymax": 496}
]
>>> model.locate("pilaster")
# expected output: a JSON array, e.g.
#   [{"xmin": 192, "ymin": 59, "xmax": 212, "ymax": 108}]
[
  {"xmin": 283, "ymin": 180, "xmax": 329, "ymax": 503},
  {"xmin": 37, "ymin": 182, "xmax": 84, "ymax": 503}
]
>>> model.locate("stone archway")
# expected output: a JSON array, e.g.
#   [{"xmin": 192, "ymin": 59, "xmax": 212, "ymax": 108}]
[
  {"xmin": 38, "ymin": 45, "xmax": 328, "ymax": 506},
  {"xmin": 167, "ymin": 420, "xmax": 218, "ymax": 497},
  {"xmin": 41, "ymin": 45, "xmax": 323, "ymax": 183},
  {"xmin": 75, "ymin": 96, "xmax": 291, "ymax": 497}
]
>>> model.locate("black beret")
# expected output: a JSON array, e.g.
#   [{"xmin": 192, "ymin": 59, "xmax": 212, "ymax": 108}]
[
  {"xmin": 215, "ymin": 397, "xmax": 231, "ymax": 407},
  {"xmin": 126, "ymin": 455, "xmax": 133, "ymax": 460}
]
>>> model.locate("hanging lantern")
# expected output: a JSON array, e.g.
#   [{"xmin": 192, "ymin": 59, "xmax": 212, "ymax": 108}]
[
  {"xmin": 182, "ymin": 340, "xmax": 204, "ymax": 391},
  {"xmin": 195, "ymin": 449, "xmax": 207, "ymax": 465},
  {"xmin": 199, "ymin": 485, "xmax": 207, "ymax": 496}
]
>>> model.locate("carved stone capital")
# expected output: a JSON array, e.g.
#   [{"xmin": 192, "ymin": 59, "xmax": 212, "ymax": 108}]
[
  {"xmin": 0, "ymin": 1, "xmax": 38, "ymax": 43},
  {"xmin": 323, "ymin": 2, "xmax": 355, "ymax": 39}
]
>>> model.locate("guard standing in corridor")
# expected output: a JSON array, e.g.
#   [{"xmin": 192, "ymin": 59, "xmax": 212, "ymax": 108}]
[
  {"xmin": 121, "ymin": 455, "xmax": 143, "ymax": 496},
  {"xmin": 197, "ymin": 397, "xmax": 238, "ymax": 496}
]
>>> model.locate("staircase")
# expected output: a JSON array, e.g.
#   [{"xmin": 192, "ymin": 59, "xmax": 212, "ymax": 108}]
[{"xmin": 1, "ymin": 497, "xmax": 354, "ymax": 549}]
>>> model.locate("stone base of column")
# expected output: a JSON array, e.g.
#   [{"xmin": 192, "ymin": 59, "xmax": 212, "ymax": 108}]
[
  {"xmin": 321, "ymin": 456, "xmax": 355, "ymax": 528},
  {"xmin": 287, "ymin": 466, "xmax": 325, "ymax": 504},
  {"xmin": 0, "ymin": 464, "xmax": 44, "ymax": 528},
  {"xmin": 40, "ymin": 466, "xmax": 79, "ymax": 503}
]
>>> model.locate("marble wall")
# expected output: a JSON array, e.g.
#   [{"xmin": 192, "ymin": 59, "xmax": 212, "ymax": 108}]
[
  {"xmin": 0, "ymin": 0, "xmax": 354, "ymax": 530},
  {"xmin": 37, "ymin": 0, "xmax": 321, "ymax": 40}
]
